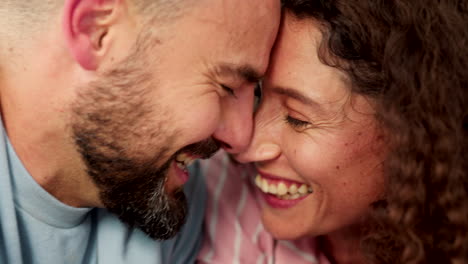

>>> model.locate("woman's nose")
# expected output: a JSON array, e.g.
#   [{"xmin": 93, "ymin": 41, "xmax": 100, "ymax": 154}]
[{"xmin": 235, "ymin": 141, "xmax": 281, "ymax": 164}]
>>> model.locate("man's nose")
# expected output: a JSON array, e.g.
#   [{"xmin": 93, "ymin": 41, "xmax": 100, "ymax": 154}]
[
  {"xmin": 212, "ymin": 90, "xmax": 254, "ymax": 154},
  {"xmin": 234, "ymin": 99, "xmax": 282, "ymax": 164}
]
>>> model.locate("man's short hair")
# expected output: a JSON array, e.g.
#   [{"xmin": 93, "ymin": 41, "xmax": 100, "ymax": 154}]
[{"xmin": 0, "ymin": 0, "xmax": 187, "ymax": 34}]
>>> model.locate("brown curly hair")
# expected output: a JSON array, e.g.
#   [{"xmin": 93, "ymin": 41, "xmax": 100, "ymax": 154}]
[{"xmin": 282, "ymin": 0, "xmax": 468, "ymax": 263}]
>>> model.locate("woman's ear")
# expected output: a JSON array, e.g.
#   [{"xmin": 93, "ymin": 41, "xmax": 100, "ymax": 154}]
[{"xmin": 63, "ymin": 0, "xmax": 121, "ymax": 70}]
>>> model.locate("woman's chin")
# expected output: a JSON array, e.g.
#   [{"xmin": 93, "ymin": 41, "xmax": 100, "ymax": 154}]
[{"xmin": 261, "ymin": 213, "xmax": 312, "ymax": 241}]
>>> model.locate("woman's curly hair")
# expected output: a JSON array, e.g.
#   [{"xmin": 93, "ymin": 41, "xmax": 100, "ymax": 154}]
[{"xmin": 283, "ymin": 0, "xmax": 468, "ymax": 263}]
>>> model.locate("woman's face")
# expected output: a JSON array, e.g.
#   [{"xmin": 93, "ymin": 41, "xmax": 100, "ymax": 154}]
[{"xmin": 236, "ymin": 13, "xmax": 386, "ymax": 240}]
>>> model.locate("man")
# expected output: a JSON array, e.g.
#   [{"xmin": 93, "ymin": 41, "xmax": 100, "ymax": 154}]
[{"xmin": 0, "ymin": 0, "xmax": 280, "ymax": 263}]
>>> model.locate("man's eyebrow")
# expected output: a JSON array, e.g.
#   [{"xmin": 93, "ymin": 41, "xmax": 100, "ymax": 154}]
[{"xmin": 214, "ymin": 63, "xmax": 263, "ymax": 83}]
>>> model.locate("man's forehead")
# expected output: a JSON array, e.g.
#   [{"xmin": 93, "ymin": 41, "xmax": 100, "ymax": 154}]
[
  {"xmin": 159, "ymin": 0, "xmax": 280, "ymax": 81},
  {"xmin": 193, "ymin": 0, "xmax": 279, "ymax": 27}
]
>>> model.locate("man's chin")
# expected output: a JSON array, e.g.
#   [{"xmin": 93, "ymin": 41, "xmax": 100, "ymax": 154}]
[
  {"xmin": 96, "ymin": 159, "xmax": 189, "ymax": 240},
  {"xmin": 107, "ymin": 189, "xmax": 188, "ymax": 240},
  {"xmin": 140, "ymin": 191, "xmax": 188, "ymax": 240}
]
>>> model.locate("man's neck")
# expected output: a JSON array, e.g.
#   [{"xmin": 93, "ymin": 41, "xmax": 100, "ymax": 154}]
[{"xmin": 0, "ymin": 67, "xmax": 101, "ymax": 208}]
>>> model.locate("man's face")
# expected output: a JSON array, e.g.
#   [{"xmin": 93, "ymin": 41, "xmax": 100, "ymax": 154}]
[{"xmin": 70, "ymin": 0, "xmax": 280, "ymax": 239}]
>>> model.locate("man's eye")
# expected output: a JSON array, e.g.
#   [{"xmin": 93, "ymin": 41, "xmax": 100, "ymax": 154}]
[
  {"xmin": 254, "ymin": 82, "xmax": 262, "ymax": 112},
  {"xmin": 221, "ymin": 84, "xmax": 235, "ymax": 96},
  {"xmin": 254, "ymin": 82, "xmax": 262, "ymax": 100},
  {"xmin": 284, "ymin": 115, "xmax": 311, "ymax": 129}
]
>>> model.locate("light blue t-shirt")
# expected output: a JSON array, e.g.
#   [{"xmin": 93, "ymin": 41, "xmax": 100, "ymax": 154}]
[{"xmin": 0, "ymin": 121, "xmax": 206, "ymax": 264}]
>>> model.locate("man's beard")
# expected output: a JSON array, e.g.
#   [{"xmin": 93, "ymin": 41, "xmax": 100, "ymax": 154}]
[
  {"xmin": 69, "ymin": 40, "xmax": 219, "ymax": 240},
  {"xmin": 73, "ymin": 129, "xmax": 218, "ymax": 240}
]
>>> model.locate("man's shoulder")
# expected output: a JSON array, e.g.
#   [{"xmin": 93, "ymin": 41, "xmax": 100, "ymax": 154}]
[{"xmin": 94, "ymin": 209, "xmax": 165, "ymax": 263}]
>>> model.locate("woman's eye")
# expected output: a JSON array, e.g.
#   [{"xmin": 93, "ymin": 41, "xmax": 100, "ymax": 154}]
[
  {"xmin": 284, "ymin": 115, "xmax": 311, "ymax": 129},
  {"xmin": 221, "ymin": 84, "xmax": 235, "ymax": 96}
]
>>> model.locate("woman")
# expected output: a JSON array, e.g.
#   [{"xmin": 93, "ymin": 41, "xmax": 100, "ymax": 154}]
[{"xmin": 198, "ymin": 1, "xmax": 468, "ymax": 263}]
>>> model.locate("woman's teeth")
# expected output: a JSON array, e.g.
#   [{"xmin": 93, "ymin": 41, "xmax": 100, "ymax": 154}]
[{"xmin": 255, "ymin": 174, "xmax": 313, "ymax": 200}]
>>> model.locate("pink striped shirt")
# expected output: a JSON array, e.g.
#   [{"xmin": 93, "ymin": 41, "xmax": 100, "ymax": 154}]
[{"xmin": 197, "ymin": 151, "xmax": 330, "ymax": 264}]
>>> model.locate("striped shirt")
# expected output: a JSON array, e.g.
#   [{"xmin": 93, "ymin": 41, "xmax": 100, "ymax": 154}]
[{"xmin": 197, "ymin": 151, "xmax": 330, "ymax": 264}]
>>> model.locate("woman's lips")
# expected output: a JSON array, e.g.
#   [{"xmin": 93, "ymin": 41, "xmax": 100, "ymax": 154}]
[
  {"xmin": 257, "ymin": 171, "xmax": 311, "ymax": 186},
  {"xmin": 254, "ymin": 171, "xmax": 313, "ymax": 209},
  {"xmin": 261, "ymin": 192, "xmax": 309, "ymax": 209}
]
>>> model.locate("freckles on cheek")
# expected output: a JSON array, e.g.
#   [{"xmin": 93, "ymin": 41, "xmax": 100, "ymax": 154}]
[
  {"xmin": 291, "ymin": 149, "xmax": 319, "ymax": 176},
  {"xmin": 340, "ymin": 141, "xmax": 369, "ymax": 165}
]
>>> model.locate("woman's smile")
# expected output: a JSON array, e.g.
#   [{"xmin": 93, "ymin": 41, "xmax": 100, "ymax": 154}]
[{"xmin": 254, "ymin": 171, "xmax": 313, "ymax": 209}]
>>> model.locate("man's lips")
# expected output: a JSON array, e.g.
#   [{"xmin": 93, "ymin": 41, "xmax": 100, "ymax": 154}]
[
  {"xmin": 168, "ymin": 150, "xmax": 208, "ymax": 186},
  {"xmin": 173, "ymin": 161, "xmax": 189, "ymax": 185},
  {"xmin": 170, "ymin": 153, "xmax": 201, "ymax": 186},
  {"xmin": 164, "ymin": 158, "xmax": 194, "ymax": 194},
  {"xmin": 176, "ymin": 138, "xmax": 220, "ymax": 160}
]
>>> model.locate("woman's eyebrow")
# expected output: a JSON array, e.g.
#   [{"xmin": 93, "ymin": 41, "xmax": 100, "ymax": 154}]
[{"xmin": 272, "ymin": 86, "xmax": 325, "ymax": 111}]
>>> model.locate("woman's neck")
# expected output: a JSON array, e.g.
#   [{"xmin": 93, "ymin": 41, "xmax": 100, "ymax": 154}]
[{"xmin": 318, "ymin": 224, "xmax": 368, "ymax": 264}]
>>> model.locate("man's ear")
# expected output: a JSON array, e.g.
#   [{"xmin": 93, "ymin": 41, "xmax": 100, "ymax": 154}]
[{"xmin": 63, "ymin": 0, "xmax": 121, "ymax": 71}]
